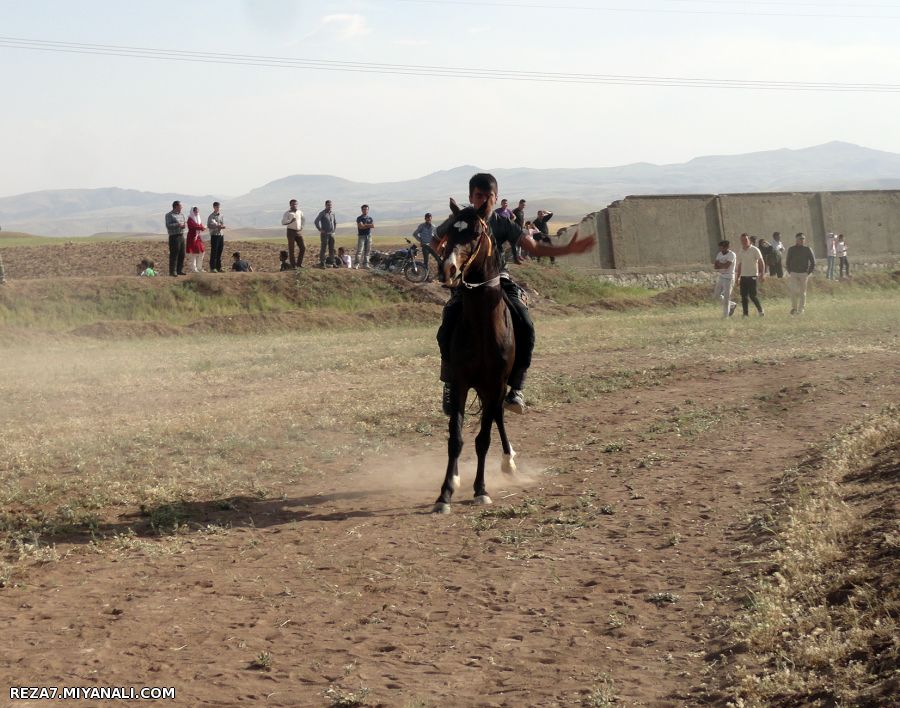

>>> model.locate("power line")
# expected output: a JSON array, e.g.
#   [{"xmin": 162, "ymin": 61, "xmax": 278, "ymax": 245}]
[
  {"xmin": 393, "ymin": 0, "xmax": 900, "ymax": 19},
  {"xmin": 1, "ymin": 36, "xmax": 899, "ymax": 92}
]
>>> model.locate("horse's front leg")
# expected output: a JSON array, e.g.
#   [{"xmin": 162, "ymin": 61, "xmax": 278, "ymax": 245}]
[
  {"xmin": 433, "ymin": 396, "xmax": 464, "ymax": 514},
  {"xmin": 472, "ymin": 401, "xmax": 496, "ymax": 505},
  {"xmin": 496, "ymin": 401, "xmax": 517, "ymax": 475}
]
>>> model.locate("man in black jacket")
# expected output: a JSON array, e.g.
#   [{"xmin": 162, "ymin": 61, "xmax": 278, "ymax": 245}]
[{"xmin": 786, "ymin": 233, "xmax": 816, "ymax": 315}]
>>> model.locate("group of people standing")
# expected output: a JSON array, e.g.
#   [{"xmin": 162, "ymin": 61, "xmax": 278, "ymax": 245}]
[
  {"xmin": 280, "ymin": 199, "xmax": 373, "ymax": 270},
  {"xmin": 164, "ymin": 200, "xmax": 227, "ymax": 276},
  {"xmin": 826, "ymin": 232, "xmax": 851, "ymax": 280},
  {"xmin": 713, "ymin": 231, "xmax": 826, "ymax": 317},
  {"xmin": 491, "ymin": 198, "xmax": 555, "ymax": 263},
  {"xmin": 164, "ymin": 192, "xmax": 558, "ymax": 278}
]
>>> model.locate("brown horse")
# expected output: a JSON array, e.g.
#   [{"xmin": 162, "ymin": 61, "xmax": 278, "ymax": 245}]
[{"xmin": 433, "ymin": 199, "xmax": 517, "ymax": 514}]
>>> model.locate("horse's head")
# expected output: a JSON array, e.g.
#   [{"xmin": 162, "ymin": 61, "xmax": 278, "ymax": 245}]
[{"xmin": 439, "ymin": 198, "xmax": 494, "ymax": 287}]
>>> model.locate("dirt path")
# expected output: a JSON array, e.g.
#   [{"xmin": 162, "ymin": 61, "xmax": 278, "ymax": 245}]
[{"xmin": 0, "ymin": 351, "xmax": 897, "ymax": 707}]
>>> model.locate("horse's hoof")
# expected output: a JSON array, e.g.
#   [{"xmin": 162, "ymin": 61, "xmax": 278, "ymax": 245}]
[
  {"xmin": 501, "ymin": 455, "xmax": 517, "ymax": 475},
  {"xmin": 433, "ymin": 503, "xmax": 452, "ymax": 514},
  {"xmin": 474, "ymin": 495, "xmax": 493, "ymax": 506},
  {"xmin": 450, "ymin": 474, "xmax": 461, "ymax": 491}
]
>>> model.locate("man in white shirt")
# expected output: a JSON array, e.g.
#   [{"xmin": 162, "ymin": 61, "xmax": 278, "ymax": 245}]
[
  {"xmin": 769, "ymin": 232, "xmax": 785, "ymax": 278},
  {"xmin": 281, "ymin": 199, "xmax": 306, "ymax": 268},
  {"xmin": 825, "ymin": 232, "xmax": 837, "ymax": 280},
  {"xmin": 735, "ymin": 232, "xmax": 765, "ymax": 317},
  {"xmin": 836, "ymin": 233, "xmax": 850, "ymax": 278},
  {"xmin": 712, "ymin": 239, "xmax": 737, "ymax": 318}
]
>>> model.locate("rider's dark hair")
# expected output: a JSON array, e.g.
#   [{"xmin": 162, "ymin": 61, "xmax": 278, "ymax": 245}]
[{"xmin": 469, "ymin": 173, "xmax": 497, "ymax": 197}]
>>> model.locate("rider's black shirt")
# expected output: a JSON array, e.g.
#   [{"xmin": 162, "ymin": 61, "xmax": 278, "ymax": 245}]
[{"xmin": 488, "ymin": 212, "xmax": 524, "ymax": 275}]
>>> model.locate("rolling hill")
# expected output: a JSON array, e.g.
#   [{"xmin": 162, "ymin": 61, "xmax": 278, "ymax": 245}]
[{"xmin": 2, "ymin": 142, "xmax": 899, "ymax": 237}]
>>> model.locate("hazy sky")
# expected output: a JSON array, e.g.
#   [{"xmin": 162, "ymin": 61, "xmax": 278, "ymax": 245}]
[{"xmin": 1, "ymin": 0, "xmax": 899, "ymax": 198}]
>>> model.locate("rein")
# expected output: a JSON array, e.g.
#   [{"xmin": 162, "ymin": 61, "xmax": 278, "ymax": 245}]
[{"xmin": 459, "ymin": 218, "xmax": 499, "ymax": 290}]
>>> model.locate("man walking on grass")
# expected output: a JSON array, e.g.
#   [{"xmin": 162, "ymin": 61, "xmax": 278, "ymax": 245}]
[
  {"xmin": 785, "ymin": 233, "xmax": 816, "ymax": 315},
  {"xmin": 712, "ymin": 239, "xmax": 737, "ymax": 318},
  {"xmin": 735, "ymin": 232, "xmax": 765, "ymax": 317}
]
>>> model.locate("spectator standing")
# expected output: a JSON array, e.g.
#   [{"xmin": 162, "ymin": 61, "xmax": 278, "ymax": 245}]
[
  {"xmin": 207, "ymin": 201, "xmax": 226, "ymax": 273},
  {"xmin": 281, "ymin": 199, "xmax": 305, "ymax": 268},
  {"xmin": 494, "ymin": 198, "xmax": 513, "ymax": 220},
  {"xmin": 314, "ymin": 199, "xmax": 337, "ymax": 268},
  {"xmin": 355, "ymin": 204, "xmax": 374, "ymax": 269},
  {"xmin": 735, "ymin": 232, "xmax": 765, "ymax": 317},
  {"xmin": 231, "ymin": 251, "xmax": 253, "ymax": 272},
  {"xmin": 412, "ymin": 212, "xmax": 438, "ymax": 274},
  {"xmin": 510, "ymin": 199, "xmax": 527, "ymax": 264},
  {"xmin": 712, "ymin": 239, "xmax": 737, "ymax": 318},
  {"xmin": 186, "ymin": 206, "xmax": 206, "ymax": 273},
  {"xmin": 511, "ymin": 199, "xmax": 526, "ymax": 228},
  {"xmin": 825, "ymin": 232, "xmax": 838, "ymax": 280},
  {"xmin": 785, "ymin": 233, "xmax": 816, "ymax": 315},
  {"xmin": 836, "ymin": 234, "xmax": 850, "ymax": 278},
  {"xmin": 532, "ymin": 209, "xmax": 555, "ymax": 264},
  {"xmin": 769, "ymin": 232, "xmax": 785, "ymax": 278},
  {"xmin": 165, "ymin": 200, "xmax": 187, "ymax": 277}
]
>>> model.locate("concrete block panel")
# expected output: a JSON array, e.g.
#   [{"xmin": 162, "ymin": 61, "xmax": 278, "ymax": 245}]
[
  {"xmin": 821, "ymin": 191, "xmax": 900, "ymax": 257},
  {"xmin": 609, "ymin": 195, "xmax": 717, "ymax": 268},
  {"xmin": 557, "ymin": 210, "xmax": 613, "ymax": 268},
  {"xmin": 719, "ymin": 192, "xmax": 817, "ymax": 252}
]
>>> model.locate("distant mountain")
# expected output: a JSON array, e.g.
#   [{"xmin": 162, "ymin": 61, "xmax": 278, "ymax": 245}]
[{"xmin": 3, "ymin": 142, "xmax": 900, "ymax": 236}]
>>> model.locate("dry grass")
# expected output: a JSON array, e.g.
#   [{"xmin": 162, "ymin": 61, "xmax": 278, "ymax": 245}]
[
  {"xmin": 0, "ymin": 289, "xmax": 897, "ymax": 589},
  {"xmin": 724, "ymin": 408, "xmax": 900, "ymax": 707}
]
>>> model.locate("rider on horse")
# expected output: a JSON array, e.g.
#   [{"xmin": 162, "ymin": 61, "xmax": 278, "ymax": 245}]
[{"xmin": 436, "ymin": 173, "xmax": 595, "ymax": 415}]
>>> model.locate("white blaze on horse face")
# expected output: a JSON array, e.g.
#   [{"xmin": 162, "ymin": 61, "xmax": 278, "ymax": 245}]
[
  {"xmin": 454, "ymin": 220, "xmax": 468, "ymax": 232},
  {"xmin": 444, "ymin": 249, "xmax": 459, "ymax": 282}
]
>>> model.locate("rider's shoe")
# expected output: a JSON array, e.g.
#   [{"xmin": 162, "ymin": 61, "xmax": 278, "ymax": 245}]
[
  {"xmin": 442, "ymin": 383, "xmax": 453, "ymax": 416},
  {"xmin": 504, "ymin": 389, "xmax": 526, "ymax": 414}
]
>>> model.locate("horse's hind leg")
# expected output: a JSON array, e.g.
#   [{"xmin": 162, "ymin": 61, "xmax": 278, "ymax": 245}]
[
  {"xmin": 433, "ymin": 403, "xmax": 464, "ymax": 514},
  {"xmin": 472, "ymin": 403, "xmax": 495, "ymax": 505},
  {"xmin": 496, "ymin": 404, "xmax": 517, "ymax": 475}
]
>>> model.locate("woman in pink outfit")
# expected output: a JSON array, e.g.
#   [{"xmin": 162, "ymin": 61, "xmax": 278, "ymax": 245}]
[{"xmin": 186, "ymin": 206, "xmax": 206, "ymax": 272}]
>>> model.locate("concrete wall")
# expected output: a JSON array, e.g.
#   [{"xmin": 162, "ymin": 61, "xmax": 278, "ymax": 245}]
[
  {"xmin": 820, "ymin": 191, "xmax": 900, "ymax": 257},
  {"xmin": 719, "ymin": 192, "xmax": 818, "ymax": 252},
  {"xmin": 559, "ymin": 190, "xmax": 900, "ymax": 269},
  {"xmin": 608, "ymin": 195, "xmax": 720, "ymax": 269}
]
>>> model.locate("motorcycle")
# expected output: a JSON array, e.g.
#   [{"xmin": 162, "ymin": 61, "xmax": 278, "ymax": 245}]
[{"xmin": 374, "ymin": 238, "xmax": 429, "ymax": 282}]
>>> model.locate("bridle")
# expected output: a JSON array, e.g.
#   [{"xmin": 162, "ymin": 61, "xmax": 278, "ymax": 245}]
[{"xmin": 459, "ymin": 218, "xmax": 500, "ymax": 290}]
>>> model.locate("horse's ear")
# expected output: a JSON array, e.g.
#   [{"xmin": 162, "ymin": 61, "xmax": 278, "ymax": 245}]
[{"xmin": 449, "ymin": 197, "xmax": 460, "ymax": 216}]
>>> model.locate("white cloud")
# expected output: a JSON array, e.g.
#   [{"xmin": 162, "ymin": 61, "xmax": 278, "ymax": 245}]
[
  {"xmin": 467, "ymin": 26, "xmax": 489, "ymax": 35},
  {"xmin": 318, "ymin": 14, "xmax": 372, "ymax": 41},
  {"xmin": 394, "ymin": 39, "xmax": 429, "ymax": 47}
]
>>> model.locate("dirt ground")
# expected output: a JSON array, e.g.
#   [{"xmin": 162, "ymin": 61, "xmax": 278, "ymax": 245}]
[
  {"xmin": 0, "ymin": 239, "xmax": 405, "ymax": 279},
  {"xmin": 1, "ymin": 247, "xmax": 897, "ymax": 705},
  {"xmin": 1, "ymin": 340, "xmax": 897, "ymax": 706}
]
